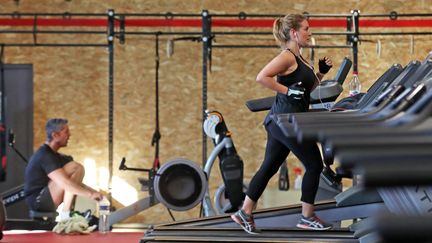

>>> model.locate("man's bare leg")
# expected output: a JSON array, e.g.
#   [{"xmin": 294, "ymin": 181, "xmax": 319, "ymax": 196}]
[
  {"xmin": 48, "ymin": 180, "xmax": 64, "ymax": 208},
  {"xmin": 62, "ymin": 162, "xmax": 85, "ymax": 211},
  {"xmin": 47, "ymin": 161, "xmax": 85, "ymax": 220}
]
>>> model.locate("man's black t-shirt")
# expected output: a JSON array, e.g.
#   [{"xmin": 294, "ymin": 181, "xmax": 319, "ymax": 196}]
[{"xmin": 24, "ymin": 144, "xmax": 73, "ymax": 207}]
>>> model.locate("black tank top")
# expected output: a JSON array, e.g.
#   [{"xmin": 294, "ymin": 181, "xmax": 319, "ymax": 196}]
[{"xmin": 264, "ymin": 49, "xmax": 318, "ymax": 125}]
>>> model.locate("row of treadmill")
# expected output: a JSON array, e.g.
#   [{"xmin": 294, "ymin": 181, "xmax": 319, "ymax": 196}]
[{"xmin": 141, "ymin": 52, "xmax": 432, "ymax": 243}]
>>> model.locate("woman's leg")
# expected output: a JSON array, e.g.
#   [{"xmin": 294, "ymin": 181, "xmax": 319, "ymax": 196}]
[
  {"xmin": 232, "ymin": 123, "xmax": 290, "ymax": 234},
  {"xmin": 291, "ymin": 140, "xmax": 323, "ymax": 216},
  {"xmin": 267, "ymin": 123, "xmax": 323, "ymax": 217},
  {"xmin": 243, "ymin": 123, "xmax": 290, "ymax": 215}
]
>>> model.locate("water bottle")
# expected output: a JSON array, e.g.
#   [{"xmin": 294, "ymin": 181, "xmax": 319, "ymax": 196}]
[
  {"xmin": 98, "ymin": 197, "xmax": 110, "ymax": 233},
  {"xmin": 294, "ymin": 167, "xmax": 303, "ymax": 190},
  {"xmin": 348, "ymin": 72, "xmax": 361, "ymax": 96}
]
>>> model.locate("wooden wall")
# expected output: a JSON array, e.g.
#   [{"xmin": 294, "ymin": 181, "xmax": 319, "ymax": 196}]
[{"xmin": 1, "ymin": 0, "xmax": 431, "ymax": 225}]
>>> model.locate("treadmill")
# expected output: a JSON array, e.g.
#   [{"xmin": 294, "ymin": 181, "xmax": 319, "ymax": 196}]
[{"xmin": 272, "ymin": 55, "xmax": 432, "ymax": 243}]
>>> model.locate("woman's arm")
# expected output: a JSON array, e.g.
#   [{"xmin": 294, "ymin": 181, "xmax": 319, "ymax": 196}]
[
  {"xmin": 316, "ymin": 72, "xmax": 325, "ymax": 81},
  {"xmin": 256, "ymin": 51, "xmax": 297, "ymax": 95}
]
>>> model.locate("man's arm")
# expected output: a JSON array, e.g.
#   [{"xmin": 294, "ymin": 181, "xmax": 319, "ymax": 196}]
[
  {"xmin": 48, "ymin": 168, "xmax": 102, "ymax": 201},
  {"xmin": 81, "ymin": 183, "xmax": 99, "ymax": 193}
]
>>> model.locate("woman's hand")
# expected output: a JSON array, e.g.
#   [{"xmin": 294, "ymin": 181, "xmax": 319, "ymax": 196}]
[{"xmin": 318, "ymin": 56, "xmax": 333, "ymax": 74}]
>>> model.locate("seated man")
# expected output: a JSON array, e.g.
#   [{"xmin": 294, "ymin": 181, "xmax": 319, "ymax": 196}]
[{"xmin": 24, "ymin": 118, "xmax": 103, "ymax": 221}]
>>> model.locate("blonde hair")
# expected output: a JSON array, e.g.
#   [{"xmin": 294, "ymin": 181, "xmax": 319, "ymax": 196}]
[{"xmin": 273, "ymin": 14, "xmax": 307, "ymax": 48}]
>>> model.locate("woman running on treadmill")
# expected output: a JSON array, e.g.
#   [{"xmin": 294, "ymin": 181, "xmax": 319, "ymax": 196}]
[{"xmin": 231, "ymin": 13, "xmax": 333, "ymax": 234}]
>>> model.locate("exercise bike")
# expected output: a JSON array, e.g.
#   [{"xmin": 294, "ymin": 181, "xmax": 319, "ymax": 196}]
[
  {"xmin": 114, "ymin": 111, "xmax": 247, "ymax": 222},
  {"xmin": 201, "ymin": 110, "xmax": 247, "ymax": 216},
  {"xmin": 113, "ymin": 111, "xmax": 246, "ymax": 225}
]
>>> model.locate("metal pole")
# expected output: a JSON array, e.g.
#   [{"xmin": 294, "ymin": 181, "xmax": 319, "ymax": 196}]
[
  {"xmin": 201, "ymin": 10, "xmax": 211, "ymax": 166},
  {"xmin": 0, "ymin": 45, "xmax": 6, "ymax": 181},
  {"xmin": 0, "ymin": 43, "xmax": 107, "ymax": 47},
  {"xmin": 107, "ymin": 9, "xmax": 115, "ymax": 205},
  {"xmin": 151, "ymin": 32, "xmax": 161, "ymax": 171},
  {"xmin": 212, "ymin": 44, "xmax": 352, "ymax": 49},
  {"xmin": 351, "ymin": 10, "xmax": 360, "ymax": 73}
]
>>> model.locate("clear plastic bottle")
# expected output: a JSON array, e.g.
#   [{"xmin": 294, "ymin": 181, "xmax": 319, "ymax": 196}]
[
  {"xmin": 98, "ymin": 196, "xmax": 110, "ymax": 233},
  {"xmin": 294, "ymin": 167, "xmax": 303, "ymax": 190},
  {"xmin": 348, "ymin": 72, "xmax": 362, "ymax": 96}
]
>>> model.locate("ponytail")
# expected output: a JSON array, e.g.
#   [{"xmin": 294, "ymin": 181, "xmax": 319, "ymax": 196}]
[
  {"xmin": 273, "ymin": 17, "xmax": 288, "ymax": 48},
  {"xmin": 272, "ymin": 14, "xmax": 306, "ymax": 48}
]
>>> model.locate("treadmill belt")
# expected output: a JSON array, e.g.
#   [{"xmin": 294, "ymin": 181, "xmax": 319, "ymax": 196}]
[
  {"xmin": 141, "ymin": 227, "xmax": 357, "ymax": 243},
  {"xmin": 140, "ymin": 201, "xmax": 383, "ymax": 242},
  {"xmin": 155, "ymin": 200, "xmax": 384, "ymax": 228}
]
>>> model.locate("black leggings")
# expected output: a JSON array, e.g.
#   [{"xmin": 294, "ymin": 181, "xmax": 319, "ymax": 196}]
[{"xmin": 246, "ymin": 121, "xmax": 323, "ymax": 204}]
